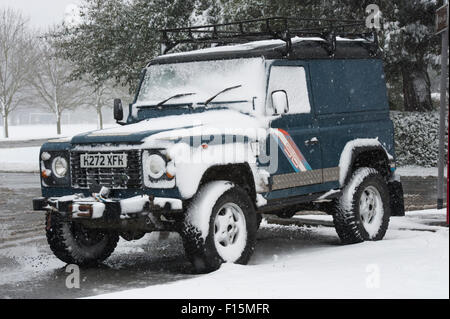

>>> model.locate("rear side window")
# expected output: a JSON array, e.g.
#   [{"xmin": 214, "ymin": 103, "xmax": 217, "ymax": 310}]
[
  {"xmin": 309, "ymin": 59, "xmax": 389, "ymax": 115},
  {"xmin": 267, "ymin": 66, "xmax": 311, "ymax": 114}
]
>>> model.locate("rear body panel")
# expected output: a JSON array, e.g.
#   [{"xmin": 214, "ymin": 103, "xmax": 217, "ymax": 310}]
[{"xmin": 263, "ymin": 58, "xmax": 394, "ymax": 201}]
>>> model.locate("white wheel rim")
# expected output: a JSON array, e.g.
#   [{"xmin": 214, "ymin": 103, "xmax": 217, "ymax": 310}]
[
  {"xmin": 359, "ymin": 185, "xmax": 384, "ymax": 238},
  {"xmin": 214, "ymin": 202, "xmax": 247, "ymax": 262}
]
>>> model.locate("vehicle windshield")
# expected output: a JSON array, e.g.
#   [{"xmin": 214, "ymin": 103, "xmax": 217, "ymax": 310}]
[{"xmin": 135, "ymin": 57, "xmax": 267, "ymax": 114}]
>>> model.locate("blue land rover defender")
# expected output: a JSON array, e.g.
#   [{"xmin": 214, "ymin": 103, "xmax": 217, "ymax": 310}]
[{"xmin": 33, "ymin": 18, "xmax": 404, "ymax": 272}]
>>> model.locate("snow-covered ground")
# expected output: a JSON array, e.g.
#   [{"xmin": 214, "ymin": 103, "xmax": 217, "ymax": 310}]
[
  {"xmin": 0, "ymin": 147, "xmax": 40, "ymax": 172},
  {"xmin": 91, "ymin": 209, "xmax": 448, "ymax": 299},
  {"xmin": 396, "ymin": 166, "xmax": 447, "ymax": 177},
  {"xmin": 0, "ymin": 123, "xmax": 114, "ymax": 141},
  {"xmin": 0, "ymin": 124, "xmax": 116, "ymax": 172}
]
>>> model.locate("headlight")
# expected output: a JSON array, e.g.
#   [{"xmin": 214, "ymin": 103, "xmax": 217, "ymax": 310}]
[
  {"xmin": 52, "ymin": 156, "xmax": 68, "ymax": 178},
  {"xmin": 145, "ymin": 154, "xmax": 166, "ymax": 179}
]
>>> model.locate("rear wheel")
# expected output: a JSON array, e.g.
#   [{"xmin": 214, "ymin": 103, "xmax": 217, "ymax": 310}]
[
  {"xmin": 181, "ymin": 182, "xmax": 257, "ymax": 273},
  {"xmin": 332, "ymin": 168, "xmax": 391, "ymax": 244},
  {"xmin": 46, "ymin": 213, "xmax": 119, "ymax": 266}
]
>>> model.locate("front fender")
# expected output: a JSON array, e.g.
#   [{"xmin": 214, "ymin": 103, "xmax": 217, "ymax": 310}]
[{"xmin": 168, "ymin": 142, "xmax": 259, "ymax": 199}]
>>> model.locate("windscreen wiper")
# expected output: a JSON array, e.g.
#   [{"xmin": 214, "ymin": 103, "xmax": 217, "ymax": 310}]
[
  {"xmin": 157, "ymin": 92, "xmax": 196, "ymax": 106},
  {"xmin": 203, "ymin": 85, "xmax": 242, "ymax": 107},
  {"xmin": 136, "ymin": 92, "xmax": 196, "ymax": 109}
]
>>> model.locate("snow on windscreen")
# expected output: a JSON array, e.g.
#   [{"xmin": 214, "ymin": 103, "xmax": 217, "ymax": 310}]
[{"xmin": 135, "ymin": 58, "xmax": 267, "ymax": 114}]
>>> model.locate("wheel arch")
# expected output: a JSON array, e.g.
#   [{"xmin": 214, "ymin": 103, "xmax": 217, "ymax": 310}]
[
  {"xmin": 340, "ymin": 142, "xmax": 393, "ymax": 186},
  {"xmin": 198, "ymin": 163, "xmax": 257, "ymax": 203}
]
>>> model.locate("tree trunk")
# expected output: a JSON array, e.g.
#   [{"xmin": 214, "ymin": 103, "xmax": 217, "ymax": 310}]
[
  {"xmin": 54, "ymin": 96, "xmax": 62, "ymax": 135},
  {"xmin": 97, "ymin": 108, "xmax": 103, "ymax": 130},
  {"xmin": 2, "ymin": 112, "xmax": 8, "ymax": 138},
  {"xmin": 401, "ymin": 62, "xmax": 433, "ymax": 112},
  {"xmin": 56, "ymin": 112, "xmax": 61, "ymax": 135}
]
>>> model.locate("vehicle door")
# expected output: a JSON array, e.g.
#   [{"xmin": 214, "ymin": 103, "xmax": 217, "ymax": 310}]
[{"xmin": 265, "ymin": 62, "xmax": 325, "ymax": 199}]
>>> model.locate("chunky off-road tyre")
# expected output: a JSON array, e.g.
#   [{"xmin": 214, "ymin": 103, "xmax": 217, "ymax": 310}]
[
  {"xmin": 46, "ymin": 212, "xmax": 119, "ymax": 266},
  {"xmin": 181, "ymin": 181, "xmax": 257, "ymax": 273},
  {"xmin": 332, "ymin": 168, "xmax": 391, "ymax": 244}
]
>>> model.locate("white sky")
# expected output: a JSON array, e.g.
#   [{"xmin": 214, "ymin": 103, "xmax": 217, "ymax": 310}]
[{"xmin": 0, "ymin": 0, "xmax": 81, "ymax": 30}]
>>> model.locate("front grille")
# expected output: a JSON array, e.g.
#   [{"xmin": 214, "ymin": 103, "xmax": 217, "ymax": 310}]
[{"xmin": 70, "ymin": 150, "xmax": 142, "ymax": 189}]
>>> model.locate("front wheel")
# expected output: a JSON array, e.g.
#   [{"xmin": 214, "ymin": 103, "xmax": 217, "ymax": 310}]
[
  {"xmin": 46, "ymin": 213, "xmax": 119, "ymax": 266},
  {"xmin": 181, "ymin": 181, "xmax": 257, "ymax": 273},
  {"xmin": 332, "ymin": 168, "xmax": 391, "ymax": 244}
]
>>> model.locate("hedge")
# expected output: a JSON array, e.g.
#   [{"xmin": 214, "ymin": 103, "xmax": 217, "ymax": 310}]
[{"xmin": 391, "ymin": 111, "xmax": 448, "ymax": 167}]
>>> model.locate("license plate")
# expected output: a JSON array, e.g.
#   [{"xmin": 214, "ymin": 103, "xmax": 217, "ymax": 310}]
[{"xmin": 80, "ymin": 153, "xmax": 128, "ymax": 168}]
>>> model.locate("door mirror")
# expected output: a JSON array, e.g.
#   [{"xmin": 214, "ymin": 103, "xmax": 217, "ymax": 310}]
[
  {"xmin": 271, "ymin": 90, "xmax": 289, "ymax": 115},
  {"xmin": 113, "ymin": 98, "xmax": 123, "ymax": 121}
]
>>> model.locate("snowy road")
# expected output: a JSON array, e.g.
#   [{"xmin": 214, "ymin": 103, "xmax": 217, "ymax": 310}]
[
  {"xmin": 0, "ymin": 173, "xmax": 195, "ymax": 298},
  {"xmin": 0, "ymin": 172, "xmax": 448, "ymax": 298}
]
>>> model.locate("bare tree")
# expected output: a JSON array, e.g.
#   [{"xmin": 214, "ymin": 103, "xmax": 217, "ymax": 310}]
[
  {"xmin": 84, "ymin": 81, "xmax": 126, "ymax": 129},
  {"xmin": 82, "ymin": 77, "xmax": 130, "ymax": 129},
  {"xmin": 0, "ymin": 8, "xmax": 36, "ymax": 138},
  {"xmin": 92, "ymin": 84, "xmax": 109, "ymax": 130},
  {"xmin": 30, "ymin": 35, "xmax": 84, "ymax": 135}
]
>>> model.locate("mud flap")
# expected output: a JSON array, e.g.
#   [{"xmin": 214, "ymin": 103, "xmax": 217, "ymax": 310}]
[{"xmin": 388, "ymin": 181, "xmax": 405, "ymax": 217}]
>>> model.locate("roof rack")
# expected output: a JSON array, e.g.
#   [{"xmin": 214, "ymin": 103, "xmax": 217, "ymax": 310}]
[{"xmin": 159, "ymin": 17, "xmax": 379, "ymax": 56}]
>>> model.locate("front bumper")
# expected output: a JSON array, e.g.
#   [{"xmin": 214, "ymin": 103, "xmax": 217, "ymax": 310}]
[{"xmin": 32, "ymin": 194, "xmax": 183, "ymax": 221}]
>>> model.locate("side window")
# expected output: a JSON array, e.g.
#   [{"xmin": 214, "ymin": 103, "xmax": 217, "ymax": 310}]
[{"xmin": 267, "ymin": 66, "xmax": 311, "ymax": 114}]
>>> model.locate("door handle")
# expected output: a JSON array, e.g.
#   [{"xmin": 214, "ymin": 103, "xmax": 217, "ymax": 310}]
[{"xmin": 304, "ymin": 137, "xmax": 319, "ymax": 146}]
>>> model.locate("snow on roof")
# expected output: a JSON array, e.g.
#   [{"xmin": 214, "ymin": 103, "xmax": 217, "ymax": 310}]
[
  {"xmin": 163, "ymin": 37, "xmax": 312, "ymax": 57},
  {"xmin": 160, "ymin": 36, "xmax": 369, "ymax": 58}
]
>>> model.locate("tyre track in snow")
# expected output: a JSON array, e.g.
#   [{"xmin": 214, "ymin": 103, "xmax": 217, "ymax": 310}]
[
  {"xmin": 0, "ymin": 174, "xmax": 45, "ymax": 249},
  {"xmin": 0, "ymin": 172, "xmax": 196, "ymax": 298}
]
